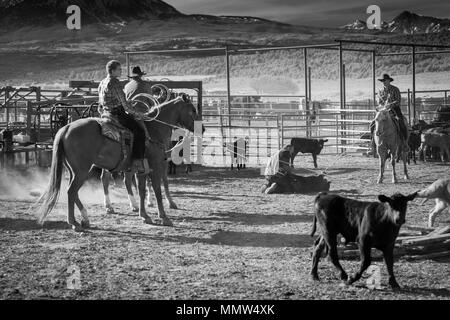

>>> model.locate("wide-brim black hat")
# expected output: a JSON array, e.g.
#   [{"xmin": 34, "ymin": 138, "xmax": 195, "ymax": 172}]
[
  {"xmin": 378, "ymin": 74, "xmax": 394, "ymax": 82},
  {"xmin": 128, "ymin": 66, "xmax": 146, "ymax": 77}
]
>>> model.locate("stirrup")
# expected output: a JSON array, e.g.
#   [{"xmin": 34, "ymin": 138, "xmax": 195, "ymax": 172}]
[{"xmin": 133, "ymin": 159, "xmax": 150, "ymax": 174}]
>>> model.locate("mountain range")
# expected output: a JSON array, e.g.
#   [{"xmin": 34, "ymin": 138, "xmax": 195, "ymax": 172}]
[{"xmin": 342, "ymin": 11, "xmax": 450, "ymax": 34}]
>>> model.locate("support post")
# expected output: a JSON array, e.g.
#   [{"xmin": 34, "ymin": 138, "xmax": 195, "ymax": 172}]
[
  {"xmin": 412, "ymin": 46, "xmax": 416, "ymax": 123},
  {"xmin": 126, "ymin": 53, "xmax": 130, "ymax": 78},
  {"xmin": 372, "ymin": 51, "xmax": 376, "ymax": 107},
  {"xmin": 225, "ymin": 46, "xmax": 232, "ymax": 152},
  {"xmin": 341, "ymin": 63, "xmax": 347, "ymax": 151},
  {"xmin": 303, "ymin": 48, "xmax": 308, "ymax": 113},
  {"xmin": 407, "ymin": 89, "xmax": 411, "ymax": 125},
  {"xmin": 4, "ymin": 87, "xmax": 9, "ymax": 125},
  {"xmin": 26, "ymin": 101, "xmax": 32, "ymax": 137}
]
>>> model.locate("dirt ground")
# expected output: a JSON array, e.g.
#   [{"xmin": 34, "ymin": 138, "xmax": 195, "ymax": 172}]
[{"xmin": 0, "ymin": 154, "xmax": 449, "ymax": 300}]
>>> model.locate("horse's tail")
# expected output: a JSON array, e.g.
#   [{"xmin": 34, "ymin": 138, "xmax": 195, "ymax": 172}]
[{"xmin": 36, "ymin": 125, "xmax": 68, "ymax": 225}]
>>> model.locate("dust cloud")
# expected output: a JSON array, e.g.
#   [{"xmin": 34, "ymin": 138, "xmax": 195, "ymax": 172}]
[{"xmin": 0, "ymin": 167, "xmax": 131, "ymax": 205}]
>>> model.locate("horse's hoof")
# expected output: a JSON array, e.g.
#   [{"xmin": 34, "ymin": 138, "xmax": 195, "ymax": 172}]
[
  {"xmin": 377, "ymin": 179, "xmax": 383, "ymax": 184},
  {"xmin": 162, "ymin": 218, "xmax": 173, "ymax": 227},
  {"xmin": 345, "ymin": 279, "xmax": 354, "ymax": 286},
  {"xmin": 404, "ymin": 175, "xmax": 409, "ymax": 180},
  {"xmin": 169, "ymin": 202, "xmax": 178, "ymax": 210},
  {"xmin": 141, "ymin": 217, "xmax": 153, "ymax": 224},
  {"xmin": 71, "ymin": 224, "xmax": 84, "ymax": 232},
  {"xmin": 106, "ymin": 207, "xmax": 116, "ymax": 215},
  {"xmin": 81, "ymin": 220, "xmax": 90, "ymax": 229},
  {"xmin": 131, "ymin": 207, "xmax": 139, "ymax": 212}
]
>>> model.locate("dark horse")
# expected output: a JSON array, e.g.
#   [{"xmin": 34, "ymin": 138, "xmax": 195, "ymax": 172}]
[{"xmin": 35, "ymin": 96, "xmax": 199, "ymax": 231}]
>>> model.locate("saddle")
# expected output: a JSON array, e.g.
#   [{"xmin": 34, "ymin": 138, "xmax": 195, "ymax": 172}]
[{"xmin": 96, "ymin": 115, "xmax": 134, "ymax": 172}]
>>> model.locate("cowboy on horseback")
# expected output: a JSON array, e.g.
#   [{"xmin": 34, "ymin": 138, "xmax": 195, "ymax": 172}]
[
  {"xmin": 370, "ymin": 74, "xmax": 408, "ymax": 151},
  {"xmin": 98, "ymin": 60, "xmax": 150, "ymax": 174}
]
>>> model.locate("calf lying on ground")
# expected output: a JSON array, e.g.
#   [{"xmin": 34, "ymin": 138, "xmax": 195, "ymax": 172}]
[
  {"xmin": 416, "ymin": 178, "xmax": 450, "ymax": 227},
  {"xmin": 290, "ymin": 138, "xmax": 328, "ymax": 168},
  {"xmin": 310, "ymin": 191, "xmax": 417, "ymax": 289},
  {"xmin": 420, "ymin": 131, "xmax": 450, "ymax": 162}
]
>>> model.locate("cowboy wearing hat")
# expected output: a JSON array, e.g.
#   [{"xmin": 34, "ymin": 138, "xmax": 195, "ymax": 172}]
[
  {"xmin": 124, "ymin": 66, "xmax": 153, "ymax": 111},
  {"xmin": 98, "ymin": 61, "xmax": 150, "ymax": 174},
  {"xmin": 370, "ymin": 74, "xmax": 408, "ymax": 147}
]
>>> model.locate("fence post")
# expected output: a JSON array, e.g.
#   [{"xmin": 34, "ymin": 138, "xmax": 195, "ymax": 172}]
[
  {"xmin": 407, "ymin": 89, "xmax": 411, "ymax": 125},
  {"xmin": 276, "ymin": 115, "xmax": 280, "ymax": 150},
  {"xmin": 335, "ymin": 114, "xmax": 339, "ymax": 154},
  {"xmin": 4, "ymin": 86, "xmax": 9, "ymax": 125},
  {"xmin": 35, "ymin": 87, "xmax": 41, "ymax": 142},
  {"xmin": 280, "ymin": 115, "xmax": 284, "ymax": 148},
  {"xmin": 218, "ymin": 106, "xmax": 225, "ymax": 164},
  {"xmin": 26, "ymin": 101, "xmax": 32, "ymax": 137}
]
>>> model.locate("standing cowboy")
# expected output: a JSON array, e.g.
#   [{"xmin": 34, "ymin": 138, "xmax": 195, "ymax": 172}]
[{"xmin": 98, "ymin": 60, "xmax": 150, "ymax": 174}]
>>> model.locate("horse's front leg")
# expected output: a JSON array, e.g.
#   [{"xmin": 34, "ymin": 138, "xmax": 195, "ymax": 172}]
[
  {"xmin": 402, "ymin": 151, "xmax": 409, "ymax": 180},
  {"xmin": 162, "ymin": 160, "xmax": 178, "ymax": 209},
  {"xmin": 151, "ymin": 168, "xmax": 173, "ymax": 226},
  {"xmin": 391, "ymin": 153, "xmax": 398, "ymax": 184},
  {"xmin": 101, "ymin": 169, "xmax": 115, "ymax": 214},
  {"xmin": 377, "ymin": 150, "xmax": 387, "ymax": 184},
  {"xmin": 124, "ymin": 171, "xmax": 139, "ymax": 212},
  {"xmin": 146, "ymin": 175, "xmax": 153, "ymax": 207},
  {"xmin": 137, "ymin": 173, "xmax": 152, "ymax": 224}
]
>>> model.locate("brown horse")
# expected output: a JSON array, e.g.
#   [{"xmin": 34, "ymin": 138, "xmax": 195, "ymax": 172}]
[
  {"xmin": 35, "ymin": 96, "xmax": 199, "ymax": 231},
  {"xmin": 101, "ymin": 95, "xmax": 203, "ymax": 223}
]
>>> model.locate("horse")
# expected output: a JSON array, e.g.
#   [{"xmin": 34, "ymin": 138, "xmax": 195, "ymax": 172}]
[
  {"xmin": 101, "ymin": 95, "xmax": 204, "ymax": 220},
  {"xmin": 34, "ymin": 96, "xmax": 198, "ymax": 231},
  {"xmin": 373, "ymin": 108, "xmax": 410, "ymax": 184}
]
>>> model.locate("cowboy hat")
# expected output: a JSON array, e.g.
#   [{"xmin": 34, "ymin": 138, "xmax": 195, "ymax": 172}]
[
  {"xmin": 378, "ymin": 74, "xmax": 394, "ymax": 82},
  {"xmin": 128, "ymin": 66, "xmax": 146, "ymax": 77}
]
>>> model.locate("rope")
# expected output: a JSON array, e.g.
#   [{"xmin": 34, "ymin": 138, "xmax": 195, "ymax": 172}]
[{"xmin": 130, "ymin": 93, "xmax": 160, "ymax": 121}]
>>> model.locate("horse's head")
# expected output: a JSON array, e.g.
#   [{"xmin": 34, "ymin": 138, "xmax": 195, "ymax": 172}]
[
  {"xmin": 374, "ymin": 108, "xmax": 391, "ymax": 136},
  {"xmin": 175, "ymin": 94, "xmax": 205, "ymax": 134}
]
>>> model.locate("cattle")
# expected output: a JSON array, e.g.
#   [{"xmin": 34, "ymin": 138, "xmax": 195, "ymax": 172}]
[
  {"xmin": 406, "ymin": 130, "xmax": 421, "ymax": 164},
  {"xmin": 420, "ymin": 131, "xmax": 450, "ymax": 162},
  {"xmin": 310, "ymin": 191, "xmax": 417, "ymax": 289},
  {"xmin": 416, "ymin": 178, "xmax": 450, "ymax": 227},
  {"xmin": 290, "ymin": 138, "xmax": 328, "ymax": 168},
  {"xmin": 228, "ymin": 137, "xmax": 248, "ymax": 170}
]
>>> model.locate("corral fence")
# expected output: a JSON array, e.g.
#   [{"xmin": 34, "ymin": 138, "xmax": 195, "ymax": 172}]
[
  {"xmin": 0, "ymin": 86, "xmax": 98, "ymax": 168},
  {"xmin": 1, "ymin": 85, "xmax": 449, "ymax": 168}
]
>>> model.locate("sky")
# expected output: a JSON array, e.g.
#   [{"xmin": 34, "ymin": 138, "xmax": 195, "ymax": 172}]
[{"xmin": 165, "ymin": 0, "xmax": 450, "ymax": 27}]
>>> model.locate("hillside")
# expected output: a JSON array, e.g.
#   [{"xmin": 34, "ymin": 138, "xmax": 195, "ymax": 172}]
[
  {"xmin": 0, "ymin": 1, "xmax": 449, "ymax": 97},
  {"xmin": 0, "ymin": 0, "xmax": 183, "ymax": 27}
]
